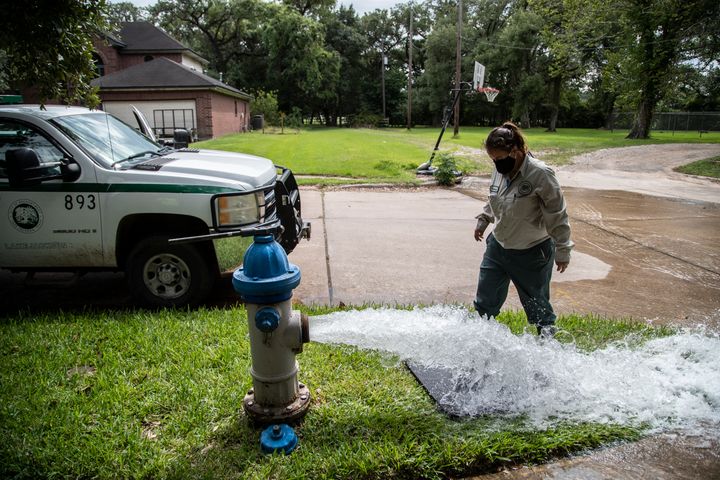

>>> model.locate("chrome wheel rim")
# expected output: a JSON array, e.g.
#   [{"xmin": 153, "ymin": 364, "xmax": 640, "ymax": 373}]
[{"xmin": 142, "ymin": 253, "xmax": 191, "ymax": 300}]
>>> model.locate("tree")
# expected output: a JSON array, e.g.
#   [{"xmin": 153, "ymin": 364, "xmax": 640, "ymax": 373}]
[
  {"xmin": 263, "ymin": 4, "xmax": 340, "ymax": 120},
  {"xmin": 489, "ymin": 7, "xmax": 545, "ymax": 127},
  {"xmin": 281, "ymin": 0, "xmax": 335, "ymax": 17},
  {"xmin": 420, "ymin": 23, "xmax": 457, "ymax": 126},
  {"xmin": 0, "ymin": 0, "xmax": 111, "ymax": 106},
  {"xmin": 107, "ymin": 1, "xmax": 146, "ymax": 24},
  {"xmin": 529, "ymin": 0, "xmax": 576, "ymax": 131},
  {"xmin": 250, "ymin": 90, "xmax": 280, "ymax": 125},
  {"xmin": 318, "ymin": 6, "xmax": 368, "ymax": 124},
  {"xmin": 149, "ymin": 0, "xmax": 269, "ymax": 87},
  {"xmin": 464, "ymin": 0, "xmax": 520, "ymax": 126},
  {"xmin": 624, "ymin": 0, "xmax": 720, "ymax": 138},
  {"xmin": 360, "ymin": 8, "xmax": 408, "ymax": 118}
]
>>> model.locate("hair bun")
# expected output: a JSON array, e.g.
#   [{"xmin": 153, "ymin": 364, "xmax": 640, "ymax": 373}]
[{"xmin": 486, "ymin": 121, "xmax": 528, "ymax": 153}]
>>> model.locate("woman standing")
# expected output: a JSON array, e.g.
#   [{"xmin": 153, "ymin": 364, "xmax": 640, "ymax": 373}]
[{"xmin": 473, "ymin": 122, "xmax": 573, "ymax": 337}]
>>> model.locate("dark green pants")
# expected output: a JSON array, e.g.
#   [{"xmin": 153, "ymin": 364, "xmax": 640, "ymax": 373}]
[{"xmin": 474, "ymin": 233, "xmax": 556, "ymax": 327}]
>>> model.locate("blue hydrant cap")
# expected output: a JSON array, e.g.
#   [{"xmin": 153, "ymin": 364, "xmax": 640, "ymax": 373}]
[
  {"xmin": 233, "ymin": 235, "xmax": 301, "ymax": 303},
  {"xmin": 255, "ymin": 307, "xmax": 280, "ymax": 332},
  {"xmin": 260, "ymin": 424, "xmax": 298, "ymax": 454}
]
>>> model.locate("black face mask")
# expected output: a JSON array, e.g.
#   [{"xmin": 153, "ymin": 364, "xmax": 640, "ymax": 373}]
[{"xmin": 493, "ymin": 155, "xmax": 516, "ymax": 174}]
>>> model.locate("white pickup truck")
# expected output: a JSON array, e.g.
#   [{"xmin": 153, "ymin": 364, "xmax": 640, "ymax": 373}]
[{"xmin": 0, "ymin": 105, "xmax": 309, "ymax": 307}]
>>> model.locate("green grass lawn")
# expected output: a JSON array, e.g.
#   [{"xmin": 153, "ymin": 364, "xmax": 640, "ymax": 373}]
[
  {"xmin": 674, "ymin": 155, "xmax": 720, "ymax": 178},
  {"xmin": 0, "ymin": 306, "xmax": 671, "ymax": 479},
  {"xmin": 194, "ymin": 127, "xmax": 720, "ymax": 185}
]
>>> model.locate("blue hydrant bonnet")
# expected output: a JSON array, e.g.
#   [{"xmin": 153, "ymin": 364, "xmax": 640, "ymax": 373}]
[{"xmin": 233, "ymin": 235, "xmax": 301, "ymax": 303}]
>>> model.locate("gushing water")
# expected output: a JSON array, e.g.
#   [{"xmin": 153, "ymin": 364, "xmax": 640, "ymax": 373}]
[{"xmin": 312, "ymin": 305, "xmax": 720, "ymax": 433}]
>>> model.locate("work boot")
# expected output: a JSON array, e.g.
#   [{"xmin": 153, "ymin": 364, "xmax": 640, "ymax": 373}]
[{"xmin": 537, "ymin": 325, "xmax": 557, "ymax": 339}]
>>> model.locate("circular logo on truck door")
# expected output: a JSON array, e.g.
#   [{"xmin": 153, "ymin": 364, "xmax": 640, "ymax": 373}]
[{"xmin": 9, "ymin": 199, "xmax": 43, "ymax": 233}]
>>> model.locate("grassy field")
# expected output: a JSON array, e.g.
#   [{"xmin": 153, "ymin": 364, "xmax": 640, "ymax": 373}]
[
  {"xmin": 0, "ymin": 306, "xmax": 672, "ymax": 479},
  {"xmin": 195, "ymin": 127, "xmax": 720, "ymax": 185},
  {"xmin": 674, "ymin": 155, "xmax": 720, "ymax": 178}
]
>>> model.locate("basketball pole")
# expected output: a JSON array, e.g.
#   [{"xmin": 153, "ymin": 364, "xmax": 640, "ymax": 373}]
[{"xmin": 416, "ymin": 85, "xmax": 464, "ymax": 172}]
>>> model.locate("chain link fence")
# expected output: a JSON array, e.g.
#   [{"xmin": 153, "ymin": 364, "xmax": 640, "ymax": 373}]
[{"xmin": 610, "ymin": 112, "xmax": 720, "ymax": 135}]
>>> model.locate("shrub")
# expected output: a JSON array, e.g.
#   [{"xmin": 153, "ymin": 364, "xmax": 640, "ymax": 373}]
[
  {"xmin": 284, "ymin": 107, "xmax": 304, "ymax": 129},
  {"xmin": 435, "ymin": 153, "xmax": 460, "ymax": 186},
  {"xmin": 250, "ymin": 90, "xmax": 280, "ymax": 126}
]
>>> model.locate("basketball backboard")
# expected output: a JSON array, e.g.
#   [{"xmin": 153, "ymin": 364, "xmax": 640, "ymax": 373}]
[{"xmin": 473, "ymin": 62, "xmax": 485, "ymax": 90}]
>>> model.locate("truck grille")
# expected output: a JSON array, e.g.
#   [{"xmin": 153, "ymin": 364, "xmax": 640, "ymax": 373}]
[{"xmin": 262, "ymin": 185, "xmax": 277, "ymax": 222}]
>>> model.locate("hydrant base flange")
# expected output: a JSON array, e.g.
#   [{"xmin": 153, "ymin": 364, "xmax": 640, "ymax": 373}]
[{"xmin": 243, "ymin": 384, "xmax": 311, "ymax": 425}]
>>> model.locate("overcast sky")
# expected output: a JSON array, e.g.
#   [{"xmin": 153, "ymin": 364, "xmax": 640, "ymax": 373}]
[
  {"xmin": 337, "ymin": 1, "xmax": 403, "ymax": 14},
  {"xmin": 127, "ymin": 1, "xmax": 405, "ymax": 15}
]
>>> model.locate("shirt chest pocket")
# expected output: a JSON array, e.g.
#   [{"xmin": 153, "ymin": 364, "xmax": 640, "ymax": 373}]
[
  {"xmin": 488, "ymin": 193, "xmax": 515, "ymax": 218},
  {"xmin": 512, "ymin": 194, "xmax": 541, "ymax": 222},
  {"xmin": 490, "ymin": 193, "xmax": 539, "ymax": 219}
]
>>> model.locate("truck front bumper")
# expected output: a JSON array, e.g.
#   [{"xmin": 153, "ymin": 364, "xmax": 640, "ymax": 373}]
[{"xmin": 168, "ymin": 167, "xmax": 310, "ymax": 253}]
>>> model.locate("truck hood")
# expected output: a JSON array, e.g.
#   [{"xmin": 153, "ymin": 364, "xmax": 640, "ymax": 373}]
[{"xmin": 135, "ymin": 149, "xmax": 278, "ymax": 188}]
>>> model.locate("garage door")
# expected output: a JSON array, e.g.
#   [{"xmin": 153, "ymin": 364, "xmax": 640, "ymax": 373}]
[{"xmin": 102, "ymin": 100, "xmax": 197, "ymax": 140}]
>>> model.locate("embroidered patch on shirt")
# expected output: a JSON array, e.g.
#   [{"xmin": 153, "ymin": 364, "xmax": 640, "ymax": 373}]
[{"xmin": 517, "ymin": 181, "xmax": 533, "ymax": 196}]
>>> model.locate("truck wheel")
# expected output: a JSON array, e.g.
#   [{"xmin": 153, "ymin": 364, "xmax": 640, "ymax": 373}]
[{"xmin": 126, "ymin": 236, "xmax": 216, "ymax": 307}]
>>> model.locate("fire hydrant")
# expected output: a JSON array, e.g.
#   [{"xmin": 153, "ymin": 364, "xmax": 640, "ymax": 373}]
[{"xmin": 233, "ymin": 234, "xmax": 310, "ymax": 424}]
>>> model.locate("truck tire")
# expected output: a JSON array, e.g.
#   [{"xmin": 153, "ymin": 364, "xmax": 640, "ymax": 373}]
[{"xmin": 126, "ymin": 236, "xmax": 216, "ymax": 307}]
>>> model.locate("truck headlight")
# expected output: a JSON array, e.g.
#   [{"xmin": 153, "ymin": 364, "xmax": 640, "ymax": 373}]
[{"xmin": 215, "ymin": 191, "xmax": 265, "ymax": 227}]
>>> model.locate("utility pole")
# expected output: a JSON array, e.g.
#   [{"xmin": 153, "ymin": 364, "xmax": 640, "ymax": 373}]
[
  {"xmin": 453, "ymin": 0, "xmax": 462, "ymax": 137},
  {"xmin": 381, "ymin": 51, "xmax": 387, "ymax": 120},
  {"xmin": 407, "ymin": 2, "xmax": 413, "ymax": 129}
]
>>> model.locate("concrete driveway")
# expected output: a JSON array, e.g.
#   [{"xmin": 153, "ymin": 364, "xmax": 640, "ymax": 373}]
[{"xmin": 291, "ymin": 149, "xmax": 720, "ymax": 327}]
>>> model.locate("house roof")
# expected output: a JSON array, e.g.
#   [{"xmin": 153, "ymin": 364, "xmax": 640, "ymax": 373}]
[
  {"xmin": 119, "ymin": 21, "xmax": 186, "ymax": 52},
  {"xmin": 91, "ymin": 57, "xmax": 251, "ymax": 100},
  {"xmin": 116, "ymin": 21, "xmax": 208, "ymax": 65}
]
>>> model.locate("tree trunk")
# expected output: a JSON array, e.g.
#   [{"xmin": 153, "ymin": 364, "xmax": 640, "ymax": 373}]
[
  {"xmin": 625, "ymin": 5, "xmax": 677, "ymax": 139},
  {"xmin": 604, "ymin": 97, "xmax": 617, "ymax": 130},
  {"xmin": 626, "ymin": 97, "xmax": 654, "ymax": 138},
  {"xmin": 520, "ymin": 109, "xmax": 530, "ymax": 129},
  {"xmin": 546, "ymin": 75, "xmax": 561, "ymax": 132}
]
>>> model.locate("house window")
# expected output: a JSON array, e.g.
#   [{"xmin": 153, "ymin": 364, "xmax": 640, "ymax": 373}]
[
  {"xmin": 144, "ymin": 55, "xmax": 154, "ymax": 62},
  {"xmin": 92, "ymin": 53, "xmax": 105, "ymax": 77},
  {"xmin": 234, "ymin": 101, "xmax": 238, "ymax": 117}
]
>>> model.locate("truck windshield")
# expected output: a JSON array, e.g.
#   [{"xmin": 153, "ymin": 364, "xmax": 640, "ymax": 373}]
[{"xmin": 52, "ymin": 112, "xmax": 161, "ymax": 168}]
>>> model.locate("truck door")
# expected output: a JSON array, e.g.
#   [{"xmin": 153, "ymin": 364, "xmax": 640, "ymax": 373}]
[{"xmin": 0, "ymin": 119, "xmax": 103, "ymax": 268}]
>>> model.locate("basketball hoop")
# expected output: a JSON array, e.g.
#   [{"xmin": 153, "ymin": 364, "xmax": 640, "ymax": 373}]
[{"xmin": 477, "ymin": 87, "xmax": 500, "ymax": 103}]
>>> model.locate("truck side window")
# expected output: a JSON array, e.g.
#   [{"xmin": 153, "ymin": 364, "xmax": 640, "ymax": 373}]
[{"xmin": 0, "ymin": 120, "xmax": 65, "ymax": 179}]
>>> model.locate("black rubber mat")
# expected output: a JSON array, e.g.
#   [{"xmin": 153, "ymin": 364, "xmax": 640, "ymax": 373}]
[{"xmin": 405, "ymin": 362, "xmax": 465, "ymax": 417}]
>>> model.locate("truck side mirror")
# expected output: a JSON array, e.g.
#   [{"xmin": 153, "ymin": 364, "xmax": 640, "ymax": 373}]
[
  {"xmin": 173, "ymin": 129, "xmax": 190, "ymax": 149},
  {"xmin": 6, "ymin": 148, "xmax": 80, "ymax": 186},
  {"xmin": 61, "ymin": 161, "xmax": 81, "ymax": 182},
  {"xmin": 7, "ymin": 148, "xmax": 42, "ymax": 187}
]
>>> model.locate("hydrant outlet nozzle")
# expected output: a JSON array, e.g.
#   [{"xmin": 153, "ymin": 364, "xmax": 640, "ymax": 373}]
[{"xmin": 255, "ymin": 307, "xmax": 280, "ymax": 333}]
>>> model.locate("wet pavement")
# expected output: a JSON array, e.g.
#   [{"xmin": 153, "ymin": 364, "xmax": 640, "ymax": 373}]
[
  {"xmin": 559, "ymin": 143, "xmax": 720, "ymax": 204},
  {"xmin": 290, "ymin": 184, "xmax": 720, "ymax": 329},
  {"xmin": 473, "ymin": 432, "xmax": 720, "ymax": 480}
]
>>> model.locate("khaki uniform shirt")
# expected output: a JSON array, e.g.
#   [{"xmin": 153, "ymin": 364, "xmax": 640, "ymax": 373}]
[{"xmin": 477, "ymin": 154, "xmax": 574, "ymax": 263}]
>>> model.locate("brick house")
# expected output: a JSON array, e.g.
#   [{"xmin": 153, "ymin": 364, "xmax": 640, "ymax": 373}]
[{"xmin": 91, "ymin": 21, "xmax": 251, "ymax": 140}]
